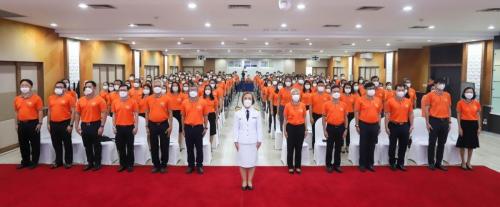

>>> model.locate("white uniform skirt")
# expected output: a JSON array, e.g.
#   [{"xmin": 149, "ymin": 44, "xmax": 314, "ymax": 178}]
[{"xmin": 238, "ymin": 143, "xmax": 258, "ymax": 168}]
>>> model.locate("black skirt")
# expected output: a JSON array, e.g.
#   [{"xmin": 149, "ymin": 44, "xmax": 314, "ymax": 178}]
[
  {"xmin": 208, "ymin": 112, "xmax": 217, "ymax": 136},
  {"xmin": 172, "ymin": 110, "xmax": 183, "ymax": 132},
  {"xmin": 456, "ymin": 120, "xmax": 480, "ymax": 149}
]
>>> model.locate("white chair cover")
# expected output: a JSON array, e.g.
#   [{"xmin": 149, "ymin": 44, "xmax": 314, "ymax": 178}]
[
  {"xmin": 444, "ymin": 118, "xmax": 461, "ymax": 165},
  {"xmin": 274, "ymin": 114, "xmax": 283, "ymax": 150},
  {"xmin": 281, "ymin": 136, "xmax": 310, "ymax": 166},
  {"xmin": 347, "ymin": 119, "xmax": 360, "ymax": 165},
  {"xmin": 413, "ymin": 109, "xmax": 423, "ymax": 117},
  {"xmin": 408, "ymin": 117, "xmax": 429, "ymax": 165},
  {"xmin": 100, "ymin": 116, "xmax": 118, "ymax": 165},
  {"xmin": 313, "ymin": 118, "xmax": 328, "ymax": 165},
  {"xmin": 39, "ymin": 117, "xmax": 55, "ymax": 164},
  {"xmin": 168, "ymin": 118, "xmax": 180, "ymax": 165},
  {"xmin": 134, "ymin": 117, "xmax": 150, "ymax": 165}
]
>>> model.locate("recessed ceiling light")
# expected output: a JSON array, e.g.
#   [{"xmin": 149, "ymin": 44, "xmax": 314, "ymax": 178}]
[
  {"xmin": 488, "ymin": 25, "xmax": 495, "ymax": 30},
  {"xmin": 265, "ymin": 42, "xmax": 269, "ymax": 45},
  {"xmin": 177, "ymin": 41, "xmax": 182, "ymax": 45},
  {"xmin": 188, "ymin": 2, "xmax": 197, "ymax": 9},
  {"xmin": 227, "ymin": 49, "xmax": 231, "ymax": 53},
  {"xmin": 308, "ymin": 42, "xmax": 313, "ymax": 46},
  {"xmin": 428, "ymin": 25, "xmax": 435, "ymax": 29},
  {"xmin": 164, "ymin": 49, "xmax": 168, "ymax": 52},
  {"xmin": 297, "ymin": 3, "xmax": 306, "ymax": 10},
  {"xmin": 243, "ymin": 37, "xmax": 248, "ymax": 41},
  {"xmin": 128, "ymin": 23, "xmax": 137, "ymax": 28},
  {"xmin": 427, "ymin": 40, "xmax": 432, "ymax": 42},
  {"xmin": 386, "ymin": 43, "xmax": 391, "ymax": 46},
  {"xmin": 220, "ymin": 41, "xmax": 225, "ymax": 45},
  {"xmin": 305, "ymin": 38, "xmax": 310, "ymax": 41},
  {"xmin": 281, "ymin": 23, "xmax": 287, "ymax": 28},
  {"xmin": 289, "ymin": 50, "xmax": 293, "ymax": 53},
  {"xmin": 355, "ymin": 24, "xmax": 362, "ymax": 29},
  {"xmin": 204, "ymin": 22, "xmax": 211, "ymax": 27},
  {"xmin": 85, "ymin": 38, "xmax": 90, "ymax": 41},
  {"xmin": 118, "ymin": 37, "xmax": 123, "ymax": 40},
  {"xmin": 131, "ymin": 41, "xmax": 136, "ymax": 45},
  {"xmin": 351, "ymin": 42, "xmax": 356, "ymax": 46},
  {"xmin": 366, "ymin": 39, "xmax": 371, "ymax": 42},
  {"xmin": 403, "ymin": 6, "xmax": 413, "ymax": 12},
  {"xmin": 197, "ymin": 49, "xmax": 200, "ymax": 53},
  {"xmin": 50, "ymin": 23, "xmax": 58, "ymax": 27},
  {"xmin": 320, "ymin": 50, "xmax": 324, "ymax": 53},
  {"xmin": 78, "ymin": 3, "xmax": 89, "ymax": 9}
]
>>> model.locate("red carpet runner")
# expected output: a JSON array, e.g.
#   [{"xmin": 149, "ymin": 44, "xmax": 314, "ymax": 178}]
[{"xmin": 1, "ymin": 165, "xmax": 500, "ymax": 207}]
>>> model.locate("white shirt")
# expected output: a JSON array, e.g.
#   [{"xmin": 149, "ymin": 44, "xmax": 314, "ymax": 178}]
[{"xmin": 233, "ymin": 107, "xmax": 263, "ymax": 144}]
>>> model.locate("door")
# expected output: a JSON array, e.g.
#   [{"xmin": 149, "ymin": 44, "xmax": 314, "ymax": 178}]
[{"xmin": 431, "ymin": 66, "xmax": 461, "ymax": 117}]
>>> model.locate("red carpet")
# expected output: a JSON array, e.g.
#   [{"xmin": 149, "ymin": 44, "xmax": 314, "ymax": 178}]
[{"xmin": 1, "ymin": 165, "xmax": 500, "ymax": 207}]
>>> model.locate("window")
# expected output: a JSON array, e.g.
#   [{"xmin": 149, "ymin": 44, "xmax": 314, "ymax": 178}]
[
  {"xmin": 359, "ymin": 66, "xmax": 379, "ymax": 80},
  {"xmin": 313, "ymin": 67, "xmax": 327, "ymax": 76},
  {"xmin": 260, "ymin": 60, "xmax": 269, "ymax": 67},
  {"xmin": 466, "ymin": 43, "xmax": 484, "ymax": 100},
  {"xmin": 144, "ymin": 65, "xmax": 160, "ymax": 77},
  {"xmin": 67, "ymin": 39, "xmax": 80, "ymax": 84},
  {"xmin": 228, "ymin": 60, "xmax": 242, "ymax": 68},
  {"xmin": 92, "ymin": 64, "xmax": 125, "ymax": 90},
  {"xmin": 333, "ymin": 67, "xmax": 344, "ymax": 76},
  {"xmin": 133, "ymin": 50, "xmax": 140, "ymax": 78},
  {"xmin": 385, "ymin": 52, "xmax": 394, "ymax": 83},
  {"xmin": 348, "ymin": 56, "xmax": 353, "ymax": 80}
]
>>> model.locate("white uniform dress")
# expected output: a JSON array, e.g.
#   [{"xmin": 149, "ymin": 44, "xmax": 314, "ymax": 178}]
[{"xmin": 233, "ymin": 107, "xmax": 263, "ymax": 168}]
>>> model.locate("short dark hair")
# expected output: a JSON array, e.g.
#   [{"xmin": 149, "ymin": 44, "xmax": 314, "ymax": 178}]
[
  {"xmin": 461, "ymin": 87, "xmax": 476, "ymax": 100},
  {"xmin": 20, "ymin": 79, "xmax": 33, "ymax": 87},
  {"xmin": 331, "ymin": 85, "xmax": 340, "ymax": 90},
  {"xmin": 371, "ymin": 76, "xmax": 379, "ymax": 81},
  {"xmin": 119, "ymin": 84, "xmax": 128, "ymax": 90},
  {"xmin": 436, "ymin": 78, "xmax": 446, "ymax": 84},
  {"xmin": 364, "ymin": 82, "xmax": 375, "ymax": 89},
  {"xmin": 85, "ymin": 80, "xmax": 97, "ymax": 88},
  {"xmin": 54, "ymin": 81, "xmax": 65, "ymax": 87}
]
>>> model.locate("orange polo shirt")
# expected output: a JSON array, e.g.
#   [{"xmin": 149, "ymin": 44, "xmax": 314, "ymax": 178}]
[
  {"xmin": 67, "ymin": 90, "xmax": 78, "ymax": 101},
  {"xmin": 181, "ymin": 98, "xmax": 209, "ymax": 125},
  {"xmin": 145, "ymin": 95, "xmax": 170, "ymax": 122},
  {"xmin": 14, "ymin": 94, "xmax": 43, "ymax": 121},
  {"xmin": 129, "ymin": 88, "xmax": 143, "ymax": 102},
  {"xmin": 375, "ymin": 88, "xmax": 385, "ymax": 101},
  {"xmin": 384, "ymin": 97, "xmax": 413, "ymax": 123},
  {"xmin": 340, "ymin": 94, "xmax": 358, "ymax": 113},
  {"xmin": 112, "ymin": 98, "xmax": 138, "ymax": 126},
  {"xmin": 267, "ymin": 86, "xmax": 275, "ymax": 102},
  {"xmin": 424, "ymin": 91, "xmax": 451, "ymax": 118},
  {"xmin": 384, "ymin": 90, "xmax": 395, "ymax": 102},
  {"xmin": 421, "ymin": 94, "xmax": 429, "ymax": 118},
  {"xmin": 408, "ymin": 88, "xmax": 417, "ymax": 104},
  {"xmin": 48, "ymin": 94, "xmax": 75, "ymax": 122},
  {"xmin": 203, "ymin": 97, "xmax": 218, "ymax": 113},
  {"xmin": 167, "ymin": 93, "xmax": 186, "ymax": 111},
  {"xmin": 284, "ymin": 102, "xmax": 307, "ymax": 125},
  {"xmin": 301, "ymin": 91, "xmax": 313, "ymax": 106},
  {"xmin": 271, "ymin": 90, "xmax": 280, "ymax": 106},
  {"xmin": 108, "ymin": 92, "xmax": 120, "ymax": 106},
  {"xmin": 311, "ymin": 92, "xmax": 332, "ymax": 114},
  {"xmin": 323, "ymin": 101, "xmax": 348, "ymax": 126},
  {"xmin": 76, "ymin": 96, "xmax": 107, "ymax": 123},
  {"xmin": 278, "ymin": 88, "xmax": 293, "ymax": 106},
  {"xmin": 354, "ymin": 96, "xmax": 383, "ymax": 124},
  {"xmin": 457, "ymin": 100, "xmax": 481, "ymax": 121},
  {"xmin": 99, "ymin": 91, "xmax": 109, "ymax": 104},
  {"xmin": 139, "ymin": 96, "xmax": 149, "ymax": 114}
]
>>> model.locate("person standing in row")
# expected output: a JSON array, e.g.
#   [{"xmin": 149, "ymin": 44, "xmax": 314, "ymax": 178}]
[
  {"xmin": 322, "ymin": 86, "xmax": 348, "ymax": 173},
  {"xmin": 310, "ymin": 81, "xmax": 331, "ymax": 149},
  {"xmin": 384, "ymin": 84, "xmax": 414, "ymax": 171},
  {"xmin": 456, "ymin": 87, "xmax": 481, "ymax": 170},
  {"xmin": 167, "ymin": 82, "xmax": 186, "ymax": 148},
  {"xmin": 340, "ymin": 83, "xmax": 357, "ymax": 153},
  {"xmin": 423, "ymin": 79, "xmax": 451, "ymax": 171},
  {"xmin": 112, "ymin": 84, "xmax": 139, "ymax": 172},
  {"xmin": 182, "ymin": 82, "xmax": 209, "ymax": 174},
  {"xmin": 75, "ymin": 81, "xmax": 107, "ymax": 171},
  {"xmin": 14, "ymin": 79, "xmax": 43, "ymax": 169},
  {"xmin": 283, "ymin": 89, "xmax": 307, "ymax": 174},
  {"xmin": 278, "ymin": 77, "xmax": 293, "ymax": 132},
  {"xmin": 47, "ymin": 81, "xmax": 75, "ymax": 169},
  {"xmin": 355, "ymin": 82, "xmax": 383, "ymax": 172},
  {"xmin": 203, "ymin": 85, "xmax": 219, "ymax": 146},
  {"xmin": 145, "ymin": 80, "xmax": 172, "ymax": 173},
  {"xmin": 269, "ymin": 81, "xmax": 281, "ymax": 133},
  {"xmin": 233, "ymin": 92, "xmax": 263, "ymax": 191}
]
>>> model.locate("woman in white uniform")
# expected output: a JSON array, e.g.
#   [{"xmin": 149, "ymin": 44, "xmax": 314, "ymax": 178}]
[{"xmin": 233, "ymin": 92, "xmax": 263, "ymax": 191}]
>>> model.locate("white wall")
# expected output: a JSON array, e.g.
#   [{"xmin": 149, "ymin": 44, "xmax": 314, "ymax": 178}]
[
  {"xmin": 214, "ymin": 58, "xmax": 295, "ymax": 75},
  {"xmin": 306, "ymin": 59, "xmax": 328, "ymax": 68}
]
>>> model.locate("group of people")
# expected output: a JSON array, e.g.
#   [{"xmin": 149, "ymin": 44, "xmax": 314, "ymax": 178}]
[{"xmin": 253, "ymin": 72, "xmax": 481, "ymax": 173}]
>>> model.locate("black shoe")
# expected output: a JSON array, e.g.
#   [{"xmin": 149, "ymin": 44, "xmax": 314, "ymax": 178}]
[
  {"xmin": 326, "ymin": 166, "xmax": 334, "ymax": 173},
  {"xmin": 151, "ymin": 167, "xmax": 160, "ymax": 173},
  {"xmin": 367, "ymin": 166, "xmax": 375, "ymax": 172},
  {"xmin": 197, "ymin": 167, "xmax": 204, "ymax": 174},
  {"xmin": 16, "ymin": 164, "xmax": 28, "ymax": 169},
  {"xmin": 390, "ymin": 164, "xmax": 397, "ymax": 171},
  {"xmin": 83, "ymin": 165, "xmax": 93, "ymax": 171},
  {"xmin": 397, "ymin": 165, "xmax": 407, "ymax": 172},
  {"xmin": 436, "ymin": 165, "xmax": 448, "ymax": 171},
  {"xmin": 334, "ymin": 166, "xmax": 343, "ymax": 173},
  {"xmin": 295, "ymin": 168, "xmax": 302, "ymax": 174},
  {"xmin": 28, "ymin": 164, "xmax": 38, "ymax": 169},
  {"xmin": 64, "ymin": 164, "xmax": 72, "ymax": 169},
  {"xmin": 93, "ymin": 164, "xmax": 101, "ymax": 171},
  {"xmin": 359, "ymin": 166, "xmax": 366, "ymax": 173},
  {"xmin": 50, "ymin": 164, "xmax": 62, "ymax": 169},
  {"xmin": 160, "ymin": 167, "xmax": 167, "ymax": 174},
  {"xmin": 246, "ymin": 185, "xmax": 254, "ymax": 191},
  {"xmin": 117, "ymin": 166, "xmax": 126, "ymax": 172},
  {"xmin": 241, "ymin": 186, "xmax": 248, "ymax": 191},
  {"xmin": 127, "ymin": 167, "xmax": 134, "ymax": 172},
  {"xmin": 466, "ymin": 164, "xmax": 473, "ymax": 171},
  {"xmin": 288, "ymin": 169, "xmax": 294, "ymax": 174},
  {"xmin": 428, "ymin": 164, "xmax": 436, "ymax": 171},
  {"xmin": 186, "ymin": 167, "xmax": 194, "ymax": 174}
]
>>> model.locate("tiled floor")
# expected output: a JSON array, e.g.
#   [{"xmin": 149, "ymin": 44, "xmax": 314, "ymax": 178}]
[{"xmin": 2, "ymin": 92, "xmax": 500, "ymax": 171}]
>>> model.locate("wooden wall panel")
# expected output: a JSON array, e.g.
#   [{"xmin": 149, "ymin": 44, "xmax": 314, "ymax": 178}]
[
  {"xmin": 394, "ymin": 48, "xmax": 430, "ymax": 92},
  {"xmin": 352, "ymin": 52, "xmax": 386, "ymax": 82},
  {"xmin": 295, "ymin": 59, "xmax": 307, "ymax": 75},
  {"xmin": 481, "ymin": 40, "xmax": 494, "ymax": 105}
]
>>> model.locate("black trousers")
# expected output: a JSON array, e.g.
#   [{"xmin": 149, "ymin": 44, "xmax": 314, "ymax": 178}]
[
  {"xmin": 311, "ymin": 113, "xmax": 322, "ymax": 148},
  {"xmin": 359, "ymin": 121, "xmax": 379, "ymax": 168},
  {"xmin": 49, "ymin": 120, "xmax": 73, "ymax": 165},
  {"xmin": 172, "ymin": 110, "xmax": 183, "ymax": 132},
  {"xmin": 326, "ymin": 124, "xmax": 345, "ymax": 167},
  {"xmin": 269, "ymin": 105, "xmax": 277, "ymax": 131},
  {"xmin": 185, "ymin": 124, "xmax": 204, "ymax": 168},
  {"xmin": 278, "ymin": 106, "xmax": 285, "ymax": 131},
  {"xmin": 388, "ymin": 122, "xmax": 410, "ymax": 166},
  {"xmin": 17, "ymin": 120, "xmax": 40, "ymax": 166},
  {"xmin": 148, "ymin": 121, "xmax": 169, "ymax": 168},
  {"xmin": 116, "ymin": 125, "xmax": 135, "ymax": 168},
  {"xmin": 428, "ymin": 117, "xmax": 449, "ymax": 166},
  {"xmin": 345, "ymin": 113, "xmax": 354, "ymax": 147},
  {"xmin": 81, "ymin": 121, "xmax": 102, "ymax": 166},
  {"xmin": 286, "ymin": 124, "xmax": 305, "ymax": 169}
]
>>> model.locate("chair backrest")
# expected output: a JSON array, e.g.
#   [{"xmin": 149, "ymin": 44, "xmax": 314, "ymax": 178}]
[
  {"xmin": 305, "ymin": 110, "xmax": 312, "ymax": 131},
  {"xmin": 275, "ymin": 114, "xmax": 281, "ymax": 133},
  {"xmin": 449, "ymin": 117, "xmax": 459, "ymax": 141},
  {"xmin": 379, "ymin": 117, "xmax": 388, "ymax": 139},
  {"xmin": 413, "ymin": 109, "xmax": 422, "ymax": 117},
  {"xmin": 314, "ymin": 118, "xmax": 325, "ymax": 144},
  {"xmin": 102, "ymin": 116, "xmax": 114, "ymax": 138},
  {"xmin": 135, "ymin": 116, "xmax": 147, "ymax": 139},
  {"xmin": 169, "ymin": 118, "xmax": 180, "ymax": 142},
  {"xmin": 40, "ymin": 116, "xmax": 50, "ymax": 138},
  {"xmin": 412, "ymin": 117, "xmax": 428, "ymax": 140}
]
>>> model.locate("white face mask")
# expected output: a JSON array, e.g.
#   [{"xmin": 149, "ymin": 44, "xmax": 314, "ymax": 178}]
[
  {"xmin": 386, "ymin": 86, "xmax": 392, "ymax": 90},
  {"xmin": 143, "ymin": 89, "xmax": 150, "ymax": 95},
  {"xmin": 54, "ymin": 88, "xmax": 63, "ymax": 95},
  {"xmin": 464, "ymin": 93, "xmax": 474, "ymax": 100},
  {"xmin": 292, "ymin": 80, "xmax": 297, "ymax": 84},
  {"xmin": 102, "ymin": 86, "xmax": 108, "ymax": 90},
  {"xmin": 153, "ymin": 87, "xmax": 162, "ymax": 94},
  {"xmin": 20, "ymin": 87, "xmax": 30, "ymax": 94},
  {"xmin": 367, "ymin": 89, "xmax": 376, "ymax": 97},
  {"xmin": 345, "ymin": 88, "xmax": 351, "ymax": 94},
  {"xmin": 119, "ymin": 91, "xmax": 128, "ymax": 98},
  {"xmin": 298, "ymin": 80, "xmax": 304, "ymax": 84},
  {"xmin": 373, "ymin": 81, "xmax": 380, "ymax": 87},
  {"xmin": 114, "ymin": 85, "xmax": 120, "ymax": 90},
  {"xmin": 353, "ymin": 86, "xmax": 359, "ymax": 91},
  {"xmin": 129, "ymin": 77, "xmax": 134, "ymax": 81},
  {"xmin": 332, "ymin": 92, "xmax": 340, "ymax": 99},
  {"xmin": 285, "ymin": 82, "xmax": 292, "ymax": 87},
  {"xmin": 292, "ymin": 94, "xmax": 300, "ymax": 102},
  {"xmin": 161, "ymin": 89, "xmax": 167, "ymax": 94},
  {"xmin": 183, "ymin": 86, "xmax": 189, "ymax": 92},
  {"xmin": 189, "ymin": 91, "xmax": 198, "ymax": 98},
  {"xmin": 272, "ymin": 81, "xmax": 278, "ymax": 85},
  {"xmin": 406, "ymin": 83, "xmax": 411, "ymax": 88},
  {"xmin": 304, "ymin": 85, "xmax": 311, "ymax": 89},
  {"xmin": 277, "ymin": 85, "xmax": 283, "ymax": 90},
  {"xmin": 133, "ymin": 83, "xmax": 140, "ymax": 88},
  {"xmin": 205, "ymin": 90, "xmax": 211, "ymax": 95},
  {"xmin": 437, "ymin": 84, "xmax": 445, "ymax": 90},
  {"xmin": 326, "ymin": 89, "xmax": 331, "ymax": 93},
  {"xmin": 84, "ymin": 87, "xmax": 93, "ymax": 96},
  {"xmin": 312, "ymin": 83, "xmax": 317, "ymax": 87},
  {"xmin": 317, "ymin": 86, "xmax": 325, "ymax": 92},
  {"xmin": 172, "ymin": 86, "xmax": 179, "ymax": 92},
  {"xmin": 396, "ymin": 91, "xmax": 405, "ymax": 98},
  {"xmin": 210, "ymin": 84, "xmax": 216, "ymax": 88},
  {"xmin": 243, "ymin": 99, "xmax": 252, "ymax": 108},
  {"xmin": 108, "ymin": 86, "xmax": 115, "ymax": 92}
]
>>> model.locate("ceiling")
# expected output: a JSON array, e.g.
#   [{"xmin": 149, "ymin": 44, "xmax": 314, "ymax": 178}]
[{"xmin": 1, "ymin": 0, "xmax": 499, "ymax": 58}]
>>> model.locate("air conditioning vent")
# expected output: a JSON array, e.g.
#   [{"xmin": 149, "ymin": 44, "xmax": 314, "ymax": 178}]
[
  {"xmin": 235, "ymin": 42, "xmax": 247, "ymax": 45},
  {"xmin": 341, "ymin": 43, "xmax": 352, "ymax": 46},
  {"xmin": 228, "ymin": 4, "xmax": 252, "ymax": 9},
  {"xmin": 88, "ymin": 4, "xmax": 116, "ymax": 9},
  {"xmin": 232, "ymin": 24, "xmax": 249, "ymax": 27},
  {"xmin": 323, "ymin": 24, "xmax": 341, "ymax": 28},
  {"xmin": 0, "ymin": 9, "xmax": 25, "ymax": 18},
  {"xmin": 477, "ymin": 8, "xmax": 500, "ymax": 12},
  {"xmin": 181, "ymin": 42, "xmax": 192, "ymax": 45},
  {"xmin": 289, "ymin": 43, "xmax": 300, "ymax": 46},
  {"xmin": 135, "ymin": 23, "xmax": 154, "ymax": 27},
  {"xmin": 409, "ymin": 25, "xmax": 430, "ymax": 29},
  {"xmin": 356, "ymin": 6, "xmax": 384, "ymax": 11}
]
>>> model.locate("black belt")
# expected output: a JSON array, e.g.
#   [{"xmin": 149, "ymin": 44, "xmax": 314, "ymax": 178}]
[
  {"xmin": 18, "ymin": 119, "xmax": 38, "ymax": 124},
  {"xmin": 390, "ymin": 121, "xmax": 408, "ymax": 125},
  {"xmin": 148, "ymin": 120, "xmax": 167, "ymax": 125},
  {"xmin": 184, "ymin": 124, "xmax": 203, "ymax": 127},
  {"xmin": 360, "ymin": 121, "xmax": 379, "ymax": 126},
  {"xmin": 430, "ymin": 116, "xmax": 450, "ymax": 122},
  {"xmin": 81, "ymin": 121, "xmax": 100, "ymax": 126},
  {"xmin": 50, "ymin": 119, "xmax": 70, "ymax": 124}
]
